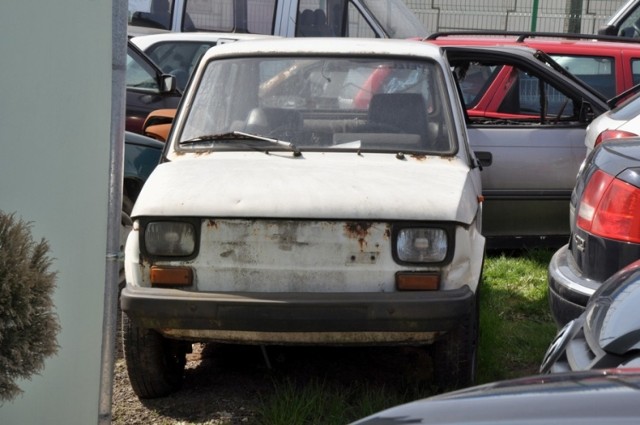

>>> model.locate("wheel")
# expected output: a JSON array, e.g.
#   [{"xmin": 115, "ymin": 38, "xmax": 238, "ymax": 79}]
[
  {"xmin": 431, "ymin": 289, "xmax": 479, "ymax": 391},
  {"xmin": 122, "ymin": 195, "xmax": 135, "ymax": 217},
  {"xmin": 122, "ymin": 313, "xmax": 188, "ymax": 399}
]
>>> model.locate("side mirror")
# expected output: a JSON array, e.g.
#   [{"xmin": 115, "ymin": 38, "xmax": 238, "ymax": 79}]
[
  {"xmin": 143, "ymin": 109, "xmax": 177, "ymax": 142},
  {"xmin": 579, "ymin": 102, "xmax": 596, "ymax": 124},
  {"xmin": 160, "ymin": 74, "xmax": 177, "ymax": 93},
  {"xmin": 597, "ymin": 24, "xmax": 617, "ymax": 36}
]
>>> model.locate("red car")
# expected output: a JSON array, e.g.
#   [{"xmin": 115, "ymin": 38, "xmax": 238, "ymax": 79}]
[{"xmin": 426, "ymin": 31, "xmax": 640, "ymax": 99}]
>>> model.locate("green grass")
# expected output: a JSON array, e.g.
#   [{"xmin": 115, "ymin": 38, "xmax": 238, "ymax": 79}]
[
  {"xmin": 254, "ymin": 248, "xmax": 558, "ymax": 424},
  {"xmin": 477, "ymin": 248, "xmax": 557, "ymax": 383}
]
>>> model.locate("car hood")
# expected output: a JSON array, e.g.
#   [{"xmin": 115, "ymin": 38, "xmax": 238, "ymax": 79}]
[
  {"xmin": 132, "ymin": 152, "xmax": 480, "ymax": 223},
  {"xmin": 351, "ymin": 370, "xmax": 640, "ymax": 425}
]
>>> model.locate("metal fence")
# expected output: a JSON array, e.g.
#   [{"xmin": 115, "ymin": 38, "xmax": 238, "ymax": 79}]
[{"xmin": 406, "ymin": 0, "xmax": 627, "ymax": 34}]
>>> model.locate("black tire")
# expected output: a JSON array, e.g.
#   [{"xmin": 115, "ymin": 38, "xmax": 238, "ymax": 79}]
[
  {"xmin": 122, "ymin": 195, "xmax": 135, "ymax": 217},
  {"xmin": 431, "ymin": 289, "xmax": 479, "ymax": 391},
  {"xmin": 122, "ymin": 313, "xmax": 188, "ymax": 399}
]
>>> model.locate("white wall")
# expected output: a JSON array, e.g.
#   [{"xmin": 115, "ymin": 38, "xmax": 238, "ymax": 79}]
[{"xmin": 0, "ymin": 2, "xmax": 113, "ymax": 424}]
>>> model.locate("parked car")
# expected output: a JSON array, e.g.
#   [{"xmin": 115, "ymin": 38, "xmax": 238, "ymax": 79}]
[
  {"xmin": 142, "ymin": 39, "xmax": 613, "ymax": 248},
  {"xmin": 423, "ymin": 39, "xmax": 611, "ymax": 247},
  {"xmin": 426, "ymin": 31, "xmax": 640, "ymax": 99},
  {"xmin": 127, "ymin": 0, "xmax": 428, "ymax": 39},
  {"xmin": 126, "ymin": 40, "xmax": 181, "ymax": 134},
  {"xmin": 547, "ymin": 138, "xmax": 640, "ymax": 328},
  {"xmin": 350, "ymin": 369, "xmax": 640, "ymax": 425},
  {"xmin": 130, "ymin": 32, "xmax": 279, "ymax": 91},
  {"xmin": 541, "ymin": 259, "xmax": 640, "ymax": 374},
  {"xmin": 120, "ymin": 131, "xmax": 164, "ymax": 285},
  {"xmin": 598, "ymin": 0, "xmax": 640, "ymax": 38},
  {"xmin": 121, "ymin": 37, "xmax": 485, "ymax": 399},
  {"xmin": 585, "ymin": 88, "xmax": 640, "ymax": 157}
]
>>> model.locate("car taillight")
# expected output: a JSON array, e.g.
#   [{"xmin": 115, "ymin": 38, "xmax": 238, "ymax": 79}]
[
  {"xmin": 594, "ymin": 130, "xmax": 638, "ymax": 148},
  {"xmin": 577, "ymin": 169, "xmax": 640, "ymax": 243}
]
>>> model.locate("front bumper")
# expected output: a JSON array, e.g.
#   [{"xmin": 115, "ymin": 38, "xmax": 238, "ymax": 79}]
[
  {"xmin": 540, "ymin": 315, "xmax": 626, "ymax": 374},
  {"xmin": 547, "ymin": 244, "xmax": 600, "ymax": 328},
  {"xmin": 120, "ymin": 285, "xmax": 475, "ymax": 345}
]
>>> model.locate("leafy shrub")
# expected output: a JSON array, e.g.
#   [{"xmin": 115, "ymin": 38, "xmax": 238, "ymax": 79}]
[{"xmin": 0, "ymin": 211, "xmax": 60, "ymax": 402}]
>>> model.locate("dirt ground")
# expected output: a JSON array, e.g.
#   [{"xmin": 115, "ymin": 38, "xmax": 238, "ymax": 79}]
[{"xmin": 111, "ymin": 343, "xmax": 265, "ymax": 424}]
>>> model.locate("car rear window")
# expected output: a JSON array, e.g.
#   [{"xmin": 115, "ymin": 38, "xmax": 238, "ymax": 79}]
[
  {"xmin": 610, "ymin": 90, "xmax": 640, "ymax": 120},
  {"xmin": 551, "ymin": 55, "xmax": 616, "ymax": 99}
]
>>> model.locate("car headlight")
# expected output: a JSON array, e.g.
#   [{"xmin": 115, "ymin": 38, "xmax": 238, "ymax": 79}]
[
  {"xmin": 395, "ymin": 227, "xmax": 448, "ymax": 263},
  {"xmin": 144, "ymin": 221, "xmax": 196, "ymax": 256}
]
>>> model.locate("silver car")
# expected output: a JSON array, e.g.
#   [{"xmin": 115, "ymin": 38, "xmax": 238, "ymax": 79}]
[{"xmin": 434, "ymin": 44, "xmax": 610, "ymax": 248}]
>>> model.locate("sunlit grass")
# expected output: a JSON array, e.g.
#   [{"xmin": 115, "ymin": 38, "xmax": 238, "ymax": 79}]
[{"xmin": 478, "ymin": 249, "xmax": 557, "ymax": 383}]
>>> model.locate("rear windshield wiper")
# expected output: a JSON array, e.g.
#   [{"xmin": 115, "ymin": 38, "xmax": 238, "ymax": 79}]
[{"xmin": 179, "ymin": 131, "xmax": 301, "ymax": 156}]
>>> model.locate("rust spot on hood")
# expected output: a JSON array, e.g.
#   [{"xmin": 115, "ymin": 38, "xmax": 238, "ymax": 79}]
[{"xmin": 207, "ymin": 219, "xmax": 218, "ymax": 228}]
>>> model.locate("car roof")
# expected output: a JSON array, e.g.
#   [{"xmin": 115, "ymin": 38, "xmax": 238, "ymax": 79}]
[
  {"xmin": 426, "ymin": 31, "xmax": 640, "ymax": 54},
  {"xmin": 130, "ymin": 31, "xmax": 279, "ymax": 49},
  {"xmin": 198, "ymin": 37, "xmax": 446, "ymax": 61}
]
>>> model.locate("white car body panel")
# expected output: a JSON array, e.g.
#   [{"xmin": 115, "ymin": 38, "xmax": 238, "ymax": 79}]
[
  {"xmin": 585, "ymin": 93, "xmax": 640, "ymax": 156},
  {"xmin": 130, "ymin": 31, "xmax": 277, "ymax": 51},
  {"xmin": 123, "ymin": 37, "xmax": 485, "ymax": 350},
  {"xmin": 132, "ymin": 153, "xmax": 479, "ymax": 223}
]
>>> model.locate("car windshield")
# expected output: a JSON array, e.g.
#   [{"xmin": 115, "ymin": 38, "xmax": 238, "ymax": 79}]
[{"xmin": 177, "ymin": 55, "xmax": 457, "ymax": 154}]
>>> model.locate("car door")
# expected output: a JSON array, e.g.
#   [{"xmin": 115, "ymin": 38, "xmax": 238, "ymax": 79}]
[
  {"xmin": 443, "ymin": 46, "xmax": 609, "ymax": 245},
  {"xmin": 126, "ymin": 42, "xmax": 182, "ymax": 135}
]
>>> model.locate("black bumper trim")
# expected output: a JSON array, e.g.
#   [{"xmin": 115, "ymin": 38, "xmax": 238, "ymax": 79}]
[{"xmin": 121, "ymin": 286, "xmax": 475, "ymax": 334}]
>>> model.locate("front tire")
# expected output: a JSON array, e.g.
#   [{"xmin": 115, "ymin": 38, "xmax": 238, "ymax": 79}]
[
  {"xmin": 431, "ymin": 290, "xmax": 479, "ymax": 391},
  {"xmin": 122, "ymin": 313, "xmax": 188, "ymax": 399}
]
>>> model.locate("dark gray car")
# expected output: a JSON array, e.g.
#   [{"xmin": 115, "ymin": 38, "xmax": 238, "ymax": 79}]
[
  {"xmin": 547, "ymin": 139, "xmax": 640, "ymax": 327},
  {"xmin": 351, "ymin": 369, "xmax": 640, "ymax": 424},
  {"xmin": 541, "ymin": 258, "xmax": 640, "ymax": 374}
]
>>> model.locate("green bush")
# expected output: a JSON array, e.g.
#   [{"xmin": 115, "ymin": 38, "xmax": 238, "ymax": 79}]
[{"xmin": 0, "ymin": 211, "xmax": 60, "ymax": 402}]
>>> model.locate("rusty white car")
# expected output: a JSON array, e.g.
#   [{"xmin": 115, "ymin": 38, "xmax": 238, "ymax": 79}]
[{"xmin": 121, "ymin": 37, "xmax": 485, "ymax": 398}]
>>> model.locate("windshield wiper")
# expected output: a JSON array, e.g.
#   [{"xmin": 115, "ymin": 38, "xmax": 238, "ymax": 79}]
[{"xmin": 179, "ymin": 131, "xmax": 301, "ymax": 156}]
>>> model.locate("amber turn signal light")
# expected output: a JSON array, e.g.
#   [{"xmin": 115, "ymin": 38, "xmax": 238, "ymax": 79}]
[
  {"xmin": 395, "ymin": 272, "xmax": 440, "ymax": 291},
  {"xmin": 150, "ymin": 266, "xmax": 193, "ymax": 286}
]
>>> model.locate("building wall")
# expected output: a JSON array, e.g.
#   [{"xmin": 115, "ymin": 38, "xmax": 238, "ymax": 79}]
[{"xmin": 0, "ymin": 2, "xmax": 113, "ymax": 424}]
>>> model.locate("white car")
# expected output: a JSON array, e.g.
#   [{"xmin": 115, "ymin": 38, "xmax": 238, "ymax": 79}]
[
  {"xmin": 130, "ymin": 32, "xmax": 278, "ymax": 91},
  {"xmin": 121, "ymin": 38, "xmax": 485, "ymax": 399},
  {"xmin": 127, "ymin": 0, "xmax": 428, "ymax": 39},
  {"xmin": 584, "ymin": 90, "xmax": 640, "ymax": 156}
]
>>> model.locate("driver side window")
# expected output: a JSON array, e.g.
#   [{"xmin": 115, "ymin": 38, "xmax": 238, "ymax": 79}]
[
  {"xmin": 498, "ymin": 68, "xmax": 576, "ymax": 122},
  {"xmin": 126, "ymin": 51, "xmax": 160, "ymax": 92},
  {"xmin": 453, "ymin": 59, "xmax": 578, "ymax": 126}
]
